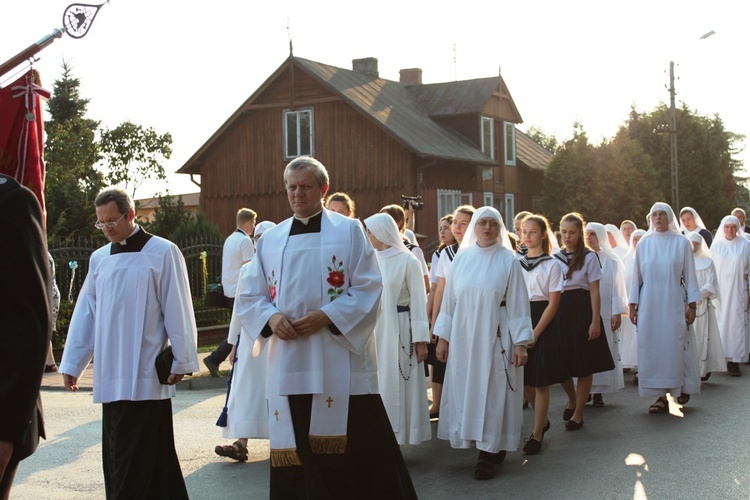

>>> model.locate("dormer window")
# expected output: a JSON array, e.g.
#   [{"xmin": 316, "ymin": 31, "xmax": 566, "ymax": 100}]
[
  {"xmin": 284, "ymin": 109, "xmax": 313, "ymax": 158},
  {"xmin": 481, "ymin": 116, "xmax": 495, "ymax": 160},
  {"xmin": 504, "ymin": 122, "xmax": 516, "ymax": 166}
]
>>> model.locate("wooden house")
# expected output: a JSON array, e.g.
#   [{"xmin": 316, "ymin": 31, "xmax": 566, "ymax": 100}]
[{"xmin": 177, "ymin": 55, "xmax": 552, "ymax": 244}]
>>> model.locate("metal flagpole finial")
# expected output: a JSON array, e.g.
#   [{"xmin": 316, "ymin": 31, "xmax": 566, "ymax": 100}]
[{"xmin": 62, "ymin": 2, "xmax": 108, "ymax": 39}]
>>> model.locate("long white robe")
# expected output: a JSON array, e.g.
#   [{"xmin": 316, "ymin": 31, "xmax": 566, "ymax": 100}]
[
  {"xmin": 60, "ymin": 233, "xmax": 200, "ymax": 404},
  {"xmin": 693, "ymin": 264, "xmax": 727, "ymax": 376},
  {"xmin": 620, "ymin": 251, "xmax": 638, "ymax": 369},
  {"xmin": 434, "ymin": 243, "xmax": 533, "ymax": 453},
  {"xmin": 711, "ymin": 237, "xmax": 750, "ymax": 362},
  {"xmin": 221, "ymin": 269, "xmax": 269, "ymax": 440},
  {"xmin": 373, "ymin": 247, "xmax": 430, "ymax": 445},
  {"xmin": 236, "ymin": 210, "xmax": 382, "ymax": 453},
  {"xmin": 629, "ymin": 231, "xmax": 701, "ymax": 397},
  {"xmin": 591, "ymin": 250, "xmax": 627, "ymax": 393}
]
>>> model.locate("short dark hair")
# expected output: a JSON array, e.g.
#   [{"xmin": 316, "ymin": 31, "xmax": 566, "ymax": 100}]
[
  {"xmin": 95, "ymin": 188, "xmax": 133, "ymax": 214},
  {"xmin": 283, "ymin": 156, "xmax": 329, "ymax": 187}
]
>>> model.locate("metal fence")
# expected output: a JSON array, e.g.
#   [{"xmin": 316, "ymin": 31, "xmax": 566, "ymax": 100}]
[{"xmin": 49, "ymin": 236, "xmax": 230, "ymax": 328}]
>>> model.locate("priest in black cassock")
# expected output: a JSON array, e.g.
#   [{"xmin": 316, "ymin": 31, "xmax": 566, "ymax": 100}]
[
  {"xmin": 0, "ymin": 174, "xmax": 50, "ymax": 499},
  {"xmin": 236, "ymin": 156, "xmax": 417, "ymax": 499},
  {"xmin": 60, "ymin": 187, "xmax": 199, "ymax": 499}
]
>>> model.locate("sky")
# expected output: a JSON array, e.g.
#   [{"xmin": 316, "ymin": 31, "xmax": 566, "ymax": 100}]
[{"xmin": 2, "ymin": 0, "xmax": 748, "ymax": 200}]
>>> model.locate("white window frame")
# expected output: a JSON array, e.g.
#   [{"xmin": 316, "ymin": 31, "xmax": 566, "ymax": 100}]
[
  {"xmin": 461, "ymin": 192, "xmax": 473, "ymax": 206},
  {"xmin": 504, "ymin": 193, "xmax": 515, "ymax": 230},
  {"xmin": 481, "ymin": 116, "xmax": 495, "ymax": 159},
  {"xmin": 484, "ymin": 192, "xmax": 494, "ymax": 207},
  {"xmin": 437, "ymin": 189, "xmax": 461, "ymax": 224},
  {"xmin": 284, "ymin": 108, "xmax": 314, "ymax": 159},
  {"xmin": 504, "ymin": 121, "xmax": 516, "ymax": 166}
]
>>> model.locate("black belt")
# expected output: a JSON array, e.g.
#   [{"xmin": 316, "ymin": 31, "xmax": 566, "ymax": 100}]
[{"xmin": 397, "ymin": 305, "xmax": 410, "ymax": 313}]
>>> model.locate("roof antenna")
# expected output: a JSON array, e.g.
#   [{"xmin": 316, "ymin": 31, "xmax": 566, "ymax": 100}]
[
  {"xmin": 453, "ymin": 43, "xmax": 457, "ymax": 81},
  {"xmin": 287, "ymin": 17, "xmax": 293, "ymax": 56}
]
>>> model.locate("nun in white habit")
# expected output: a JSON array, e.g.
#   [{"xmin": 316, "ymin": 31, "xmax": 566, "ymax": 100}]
[
  {"xmin": 620, "ymin": 229, "xmax": 646, "ymax": 371},
  {"xmin": 434, "ymin": 206, "xmax": 533, "ymax": 480},
  {"xmin": 710, "ymin": 215, "xmax": 750, "ymax": 376},
  {"xmin": 629, "ymin": 202, "xmax": 701, "ymax": 413},
  {"xmin": 679, "ymin": 207, "xmax": 713, "ymax": 248},
  {"xmin": 586, "ymin": 223, "xmax": 628, "ymax": 399},
  {"xmin": 685, "ymin": 231, "xmax": 726, "ymax": 380},
  {"xmin": 363, "ymin": 213, "xmax": 431, "ymax": 445},
  {"xmin": 605, "ymin": 224, "xmax": 629, "ymax": 261}
]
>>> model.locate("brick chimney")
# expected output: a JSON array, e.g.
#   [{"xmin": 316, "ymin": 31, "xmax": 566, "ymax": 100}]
[
  {"xmin": 352, "ymin": 57, "xmax": 379, "ymax": 78},
  {"xmin": 399, "ymin": 68, "xmax": 423, "ymax": 85}
]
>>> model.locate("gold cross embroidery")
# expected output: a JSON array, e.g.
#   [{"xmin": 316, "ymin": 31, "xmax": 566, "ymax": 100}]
[
  {"xmin": 274, "ymin": 410, "xmax": 280, "ymax": 421},
  {"xmin": 326, "ymin": 397, "xmax": 334, "ymax": 408}
]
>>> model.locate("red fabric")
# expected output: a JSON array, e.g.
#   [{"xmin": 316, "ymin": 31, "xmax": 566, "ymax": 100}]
[{"xmin": 0, "ymin": 70, "xmax": 48, "ymax": 218}]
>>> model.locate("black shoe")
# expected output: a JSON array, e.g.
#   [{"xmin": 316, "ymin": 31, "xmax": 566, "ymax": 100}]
[
  {"xmin": 701, "ymin": 372, "xmax": 711, "ymax": 382},
  {"xmin": 542, "ymin": 419, "xmax": 551, "ymax": 436},
  {"xmin": 45, "ymin": 364, "xmax": 58, "ymax": 373},
  {"xmin": 562, "ymin": 406, "xmax": 575, "ymax": 421},
  {"xmin": 565, "ymin": 419, "xmax": 584, "ymax": 431},
  {"xmin": 728, "ymin": 362, "xmax": 741, "ymax": 377},
  {"xmin": 203, "ymin": 357, "xmax": 220, "ymax": 377},
  {"xmin": 592, "ymin": 394, "xmax": 604, "ymax": 407},
  {"xmin": 523, "ymin": 435, "xmax": 542, "ymax": 455}
]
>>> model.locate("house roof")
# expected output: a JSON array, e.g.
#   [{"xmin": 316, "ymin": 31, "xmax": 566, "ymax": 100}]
[
  {"xmin": 177, "ymin": 56, "xmax": 537, "ymax": 175},
  {"xmin": 294, "ymin": 57, "xmax": 495, "ymax": 165},
  {"xmin": 516, "ymin": 129, "xmax": 553, "ymax": 171},
  {"xmin": 407, "ymin": 77, "xmax": 522, "ymax": 120}
]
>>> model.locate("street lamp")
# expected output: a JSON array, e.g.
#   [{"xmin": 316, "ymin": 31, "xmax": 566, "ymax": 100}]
[{"xmin": 667, "ymin": 30, "xmax": 716, "ymax": 211}]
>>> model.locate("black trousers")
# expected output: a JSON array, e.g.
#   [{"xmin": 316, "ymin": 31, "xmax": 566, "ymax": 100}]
[
  {"xmin": 207, "ymin": 297, "xmax": 235, "ymax": 364},
  {"xmin": 102, "ymin": 399, "xmax": 188, "ymax": 500}
]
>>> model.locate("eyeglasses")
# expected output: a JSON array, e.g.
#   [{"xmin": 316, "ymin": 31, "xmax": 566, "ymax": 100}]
[
  {"xmin": 94, "ymin": 212, "xmax": 127, "ymax": 230},
  {"xmin": 476, "ymin": 219, "xmax": 500, "ymax": 228}
]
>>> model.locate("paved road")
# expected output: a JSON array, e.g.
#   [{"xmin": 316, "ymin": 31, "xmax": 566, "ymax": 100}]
[{"xmin": 11, "ymin": 369, "xmax": 750, "ymax": 499}]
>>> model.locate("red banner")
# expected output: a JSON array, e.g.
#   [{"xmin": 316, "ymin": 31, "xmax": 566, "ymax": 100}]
[{"xmin": 0, "ymin": 69, "xmax": 49, "ymax": 218}]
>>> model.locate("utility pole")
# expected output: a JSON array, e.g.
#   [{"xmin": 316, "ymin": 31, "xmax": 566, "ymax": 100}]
[{"xmin": 669, "ymin": 61, "xmax": 679, "ymax": 210}]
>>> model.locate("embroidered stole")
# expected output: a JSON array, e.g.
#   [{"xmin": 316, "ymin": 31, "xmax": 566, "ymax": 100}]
[{"xmin": 260, "ymin": 210, "xmax": 352, "ymax": 467}]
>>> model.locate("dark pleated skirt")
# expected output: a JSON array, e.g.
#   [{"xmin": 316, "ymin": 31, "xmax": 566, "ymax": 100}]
[
  {"xmin": 270, "ymin": 394, "xmax": 418, "ymax": 500},
  {"xmin": 558, "ymin": 288, "xmax": 615, "ymax": 377},
  {"xmin": 425, "ymin": 342, "xmax": 446, "ymax": 383},
  {"xmin": 524, "ymin": 300, "xmax": 569, "ymax": 387}
]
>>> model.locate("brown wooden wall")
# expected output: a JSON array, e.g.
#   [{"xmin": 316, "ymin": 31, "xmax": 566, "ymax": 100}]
[{"xmin": 198, "ymin": 68, "xmax": 418, "ymax": 236}]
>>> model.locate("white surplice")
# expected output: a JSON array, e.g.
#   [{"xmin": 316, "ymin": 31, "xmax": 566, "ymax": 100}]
[
  {"xmin": 591, "ymin": 250, "xmax": 628, "ymax": 393},
  {"xmin": 711, "ymin": 236, "xmax": 750, "ymax": 362},
  {"xmin": 693, "ymin": 264, "xmax": 728, "ymax": 376},
  {"xmin": 620, "ymin": 249, "xmax": 639, "ymax": 369},
  {"xmin": 629, "ymin": 231, "xmax": 701, "ymax": 397},
  {"xmin": 221, "ymin": 278, "xmax": 269, "ymax": 440},
  {"xmin": 434, "ymin": 243, "xmax": 533, "ymax": 453},
  {"xmin": 373, "ymin": 247, "xmax": 431, "ymax": 445},
  {"xmin": 60, "ymin": 234, "xmax": 200, "ymax": 404}
]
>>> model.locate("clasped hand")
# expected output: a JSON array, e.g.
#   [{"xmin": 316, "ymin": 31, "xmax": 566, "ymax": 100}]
[{"xmin": 269, "ymin": 310, "xmax": 331, "ymax": 340}]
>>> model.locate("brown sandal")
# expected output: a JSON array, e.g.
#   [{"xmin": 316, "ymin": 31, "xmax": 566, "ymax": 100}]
[
  {"xmin": 214, "ymin": 440, "xmax": 248, "ymax": 461},
  {"xmin": 648, "ymin": 397, "xmax": 669, "ymax": 414}
]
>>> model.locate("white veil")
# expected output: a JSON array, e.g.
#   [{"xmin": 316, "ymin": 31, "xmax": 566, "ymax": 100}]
[
  {"xmin": 363, "ymin": 213, "xmax": 410, "ymax": 254},
  {"xmin": 605, "ymin": 223, "xmax": 629, "ymax": 251},
  {"xmin": 685, "ymin": 231, "xmax": 712, "ymax": 271},
  {"xmin": 587, "ymin": 222, "xmax": 621, "ymax": 264},
  {"xmin": 712, "ymin": 215, "xmax": 742, "ymax": 246},
  {"xmin": 678, "ymin": 206, "xmax": 708, "ymax": 233},
  {"xmin": 643, "ymin": 202, "xmax": 681, "ymax": 239},
  {"xmin": 460, "ymin": 206, "xmax": 512, "ymax": 251}
]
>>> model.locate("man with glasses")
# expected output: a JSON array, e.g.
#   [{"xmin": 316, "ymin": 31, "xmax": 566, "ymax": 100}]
[{"xmin": 59, "ymin": 187, "xmax": 199, "ymax": 499}]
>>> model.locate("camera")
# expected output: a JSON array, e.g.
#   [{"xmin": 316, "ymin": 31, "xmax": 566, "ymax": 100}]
[{"xmin": 401, "ymin": 195, "xmax": 424, "ymax": 211}]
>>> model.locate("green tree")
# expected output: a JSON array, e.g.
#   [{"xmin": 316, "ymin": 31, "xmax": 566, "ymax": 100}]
[
  {"xmin": 540, "ymin": 123, "xmax": 596, "ymax": 226},
  {"xmin": 98, "ymin": 121, "xmax": 172, "ymax": 200},
  {"xmin": 624, "ymin": 104, "xmax": 746, "ymax": 230},
  {"xmin": 141, "ymin": 193, "xmax": 194, "ymax": 239},
  {"xmin": 44, "ymin": 61, "xmax": 103, "ymax": 240},
  {"xmin": 525, "ymin": 125, "xmax": 560, "ymax": 154},
  {"xmin": 589, "ymin": 132, "xmax": 662, "ymax": 226}
]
